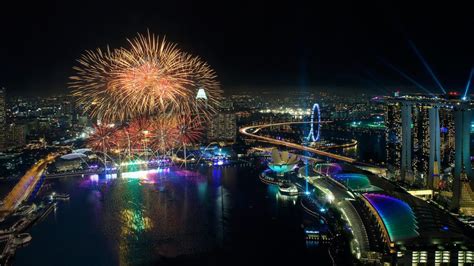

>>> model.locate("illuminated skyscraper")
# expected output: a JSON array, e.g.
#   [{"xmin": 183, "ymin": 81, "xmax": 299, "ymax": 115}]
[
  {"xmin": 383, "ymin": 96, "xmax": 458, "ymax": 187},
  {"xmin": 428, "ymin": 106, "xmax": 441, "ymax": 188},
  {"xmin": 452, "ymin": 103, "xmax": 474, "ymax": 212},
  {"xmin": 401, "ymin": 102, "xmax": 413, "ymax": 182},
  {"xmin": 412, "ymin": 104, "xmax": 430, "ymax": 181},
  {"xmin": 412, "ymin": 104, "xmax": 441, "ymax": 187},
  {"xmin": 382, "ymin": 94, "xmax": 473, "ymax": 213},
  {"xmin": 196, "ymin": 87, "xmax": 208, "ymax": 110},
  {"xmin": 207, "ymin": 113, "xmax": 237, "ymax": 143},
  {"xmin": 385, "ymin": 102, "xmax": 401, "ymax": 179},
  {"xmin": 439, "ymin": 108, "xmax": 455, "ymax": 170},
  {"xmin": 5, "ymin": 123, "xmax": 27, "ymax": 148}
]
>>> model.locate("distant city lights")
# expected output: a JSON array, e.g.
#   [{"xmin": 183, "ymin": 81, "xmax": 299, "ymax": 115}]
[{"xmin": 259, "ymin": 106, "xmax": 311, "ymax": 118}]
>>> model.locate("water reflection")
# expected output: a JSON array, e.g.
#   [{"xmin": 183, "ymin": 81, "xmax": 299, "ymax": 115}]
[
  {"xmin": 14, "ymin": 165, "xmax": 330, "ymax": 265},
  {"xmin": 120, "ymin": 208, "xmax": 152, "ymax": 234}
]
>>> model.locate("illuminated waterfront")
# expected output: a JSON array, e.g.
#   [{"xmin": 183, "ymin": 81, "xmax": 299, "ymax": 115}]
[
  {"xmin": 12, "ymin": 164, "xmax": 331, "ymax": 265},
  {"xmin": 1, "ymin": 2, "xmax": 472, "ymax": 264}
]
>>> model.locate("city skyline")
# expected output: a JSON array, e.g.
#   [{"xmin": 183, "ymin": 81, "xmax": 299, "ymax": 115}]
[{"xmin": 0, "ymin": 2, "xmax": 473, "ymax": 265}]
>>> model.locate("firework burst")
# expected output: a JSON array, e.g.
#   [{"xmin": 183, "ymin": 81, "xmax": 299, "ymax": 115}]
[
  {"xmin": 149, "ymin": 117, "xmax": 179, "ymax": 153},
  {"xmin": 122, "ymin": 117, "xmax": 152, "ymax": 152},
  {"xmin": 87, "ymin": 124, "xmax": 118, "ymax": 152},
  {"xmin": 70, "ymin": 31, "xmax": 222, "ymax": 123},
  {"xmin": 174, "ymin": 114, "xmax": 204, "ymax": 145}
]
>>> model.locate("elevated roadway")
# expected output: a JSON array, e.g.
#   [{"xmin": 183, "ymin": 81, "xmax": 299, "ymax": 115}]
[
  {"xmin": 0, "ymin": 153, "xmax": 58, "ymax": 216},
  {"xmin": 240, "ymin": 122, "xmax": 356, "ymax": 163}
]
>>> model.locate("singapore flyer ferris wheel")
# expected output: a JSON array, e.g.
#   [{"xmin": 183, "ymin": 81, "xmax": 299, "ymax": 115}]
[{"xmin": 306, "ymin": 103, "xmax": 321, "ymax": 142}]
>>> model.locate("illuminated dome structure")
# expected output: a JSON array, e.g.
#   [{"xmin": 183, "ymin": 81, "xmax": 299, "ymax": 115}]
[
  {"xmin": 333, "ymin": 173, "xmax": 371, "ymax": 191},
  {"xmin": 268, "ymin": 149, "xmax": 299, "ymax": 176},
  {"xmin": 72, "ymin": 148, "xmax": 92, "ymax": 154},
  {"xmin": 56, "ymin": 153, "xmax": 88, "ymax": 172},
  {"xmin": 331, "ymin": 173, "xmax": 382, "ymax": 192},
  {"xmin": 363, "ymin": 193, "xmax": 419, "ymax": 243},
  {"xmin": 60, "ymin": 153, "xmax": 88, "ymax": 160}
]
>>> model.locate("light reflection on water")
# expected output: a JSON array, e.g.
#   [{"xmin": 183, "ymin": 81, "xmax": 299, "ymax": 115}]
[{"xmin": 14, "ymin": 165, "xmax": 330, "ymax": 265}]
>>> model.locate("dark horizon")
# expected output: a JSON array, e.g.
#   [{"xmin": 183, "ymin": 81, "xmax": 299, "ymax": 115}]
[{"xmin": 1, "ymin": 1, "xmax": 472, "ymax": 96}]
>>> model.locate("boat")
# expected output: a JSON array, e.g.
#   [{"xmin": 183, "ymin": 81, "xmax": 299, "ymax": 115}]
[
  {"xmin": 13, "ymin": 204, "xmax": 37, "ymax": 216},
  {"xmin": 34, "ymin": 202, "xmax": 56, "ymax": 224},
  {"xmin": 278, "ymin": 183, "xmax": 299, "ymax": 196},
  {"xmin": 54, "ymin": 193, "xmax": 70, "ymax": 200},
  {"xmin": 50, "ymin": 192, "xmax": 70, "ymax": 201},
  {"xmin": 10, "ymin": 218, "xmax": 29, "ymax": 232}
]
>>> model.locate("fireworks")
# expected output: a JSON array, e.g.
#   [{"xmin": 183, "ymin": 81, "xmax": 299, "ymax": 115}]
[
  {"xmin": 87, "ymin": 124, "xmax": 118, "ymax": 153},
  {"xmin": 70, "ymin": 31, "xmax": 222, "ymax": 123},
  {"xmin": 76, "ymin": 32, "xmax": 221, "ymax": 160},
  {"xmin": 149, "ymin": 117, "xmax": 179, "ymax": 153},
  {"xmin": 174, "ymin": 114, "xmax": 204, "ymax": 145},
  {"xmin": 87, "ymin": 118, "xmax": 204, "ymax": 158},
  {"xmin": 121, "ymin": 117, "xmax": 152, "ymax": 152}
]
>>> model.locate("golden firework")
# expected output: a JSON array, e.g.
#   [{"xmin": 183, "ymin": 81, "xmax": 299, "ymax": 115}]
[
  {"xmin": 87, "ymin": 124, "xmax": 118, "ymax": 152},
  {"xmin": 70, "ymin": 31, "xmax": 222, "ymax": 123}
]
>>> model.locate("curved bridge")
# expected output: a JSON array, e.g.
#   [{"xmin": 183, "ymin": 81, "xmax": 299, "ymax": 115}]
[
  {"xmin": 239, "ymin": 122, "xmax": 356, "ymax": 163},
  {"xmin": 1, "ymin": 153, "xmax": 59, "ymax": 216}
]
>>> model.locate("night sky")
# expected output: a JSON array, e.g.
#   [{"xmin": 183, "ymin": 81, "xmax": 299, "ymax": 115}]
[{"xmin": 0, "ymin": 1, "xmax": 472, "ymax": 96}]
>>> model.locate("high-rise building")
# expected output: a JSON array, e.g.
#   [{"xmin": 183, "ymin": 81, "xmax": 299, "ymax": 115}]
[
  {"xmin": 428, "ymin": 106, "xmax": 441, "ymax": 188},
  {"xmin": 439, "ymin": 108, "xmax": 455, "ymax": 168},
  {"xmin": 5, "ymin": 123, "xmax": 27, "ymax": 148},
  {"xmin": 0, "ymin": 87, "xmax": 6, "ymax": 151},
  {"xmin": 412, "ymin": 104, "xmax": 426, "ymax": 179},
  {"xmin": 385, "ymin": 102, "xmax": 402, "ymax": 179},
  {"xmin": 386, "ymin": 100, "xmax": 442, "ymax": 184},
  {"xmin": 452, "ymin": 103, "xmax": 474, "ymax": 214},
  {"xmin": 381, "ymin": 94, "xmax": 474, "ymax": 213},
  {"xmin": 207, "ymin": 113, "xmax": 237, "ymax": 143},
  {"xmin": 401, "ymin": 102, "xmax": 413, "ymax": 182},
  {"xmin": 196, "ymin": 87, "xmax": 208, "ymax": 111}
]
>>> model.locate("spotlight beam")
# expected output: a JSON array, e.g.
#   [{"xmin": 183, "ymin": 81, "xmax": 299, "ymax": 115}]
[
  {"xmin": 379, "ymin": 57, "xmax": 433, "ymax": 95},
  {"xmin": 463, "ymin": 67, "xmax": 474, "ymax": 100},
  {"xmin": 408, "ymin": 41, "xmax": 446, "ymax": 94}
]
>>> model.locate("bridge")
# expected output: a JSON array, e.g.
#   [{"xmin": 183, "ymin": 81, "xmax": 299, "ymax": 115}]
[
  {"xmin": 239, "ymin": 121, "xmax": 356, "ymax": 163},
  {"xmin": 0, "ymin": 153, "xmax": 58, "ymax": 217},
  {"xmin": 44, "ymin": 169, "xmax": 101, "ymax": 179},
  {"xmin": 249, "ymin": 147, "xmax": 323, "ymax": 163}
]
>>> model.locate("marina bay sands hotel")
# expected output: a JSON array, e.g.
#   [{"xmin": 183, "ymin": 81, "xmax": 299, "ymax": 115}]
[{"xmin": 379, "ymin": 93, "xmax": 474, "ymax": 214}]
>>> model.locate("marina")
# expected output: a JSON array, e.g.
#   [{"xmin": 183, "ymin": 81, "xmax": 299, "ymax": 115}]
[{"xmin": 0, "ymin": 188, "xmax": 60, "ymax": 265}]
